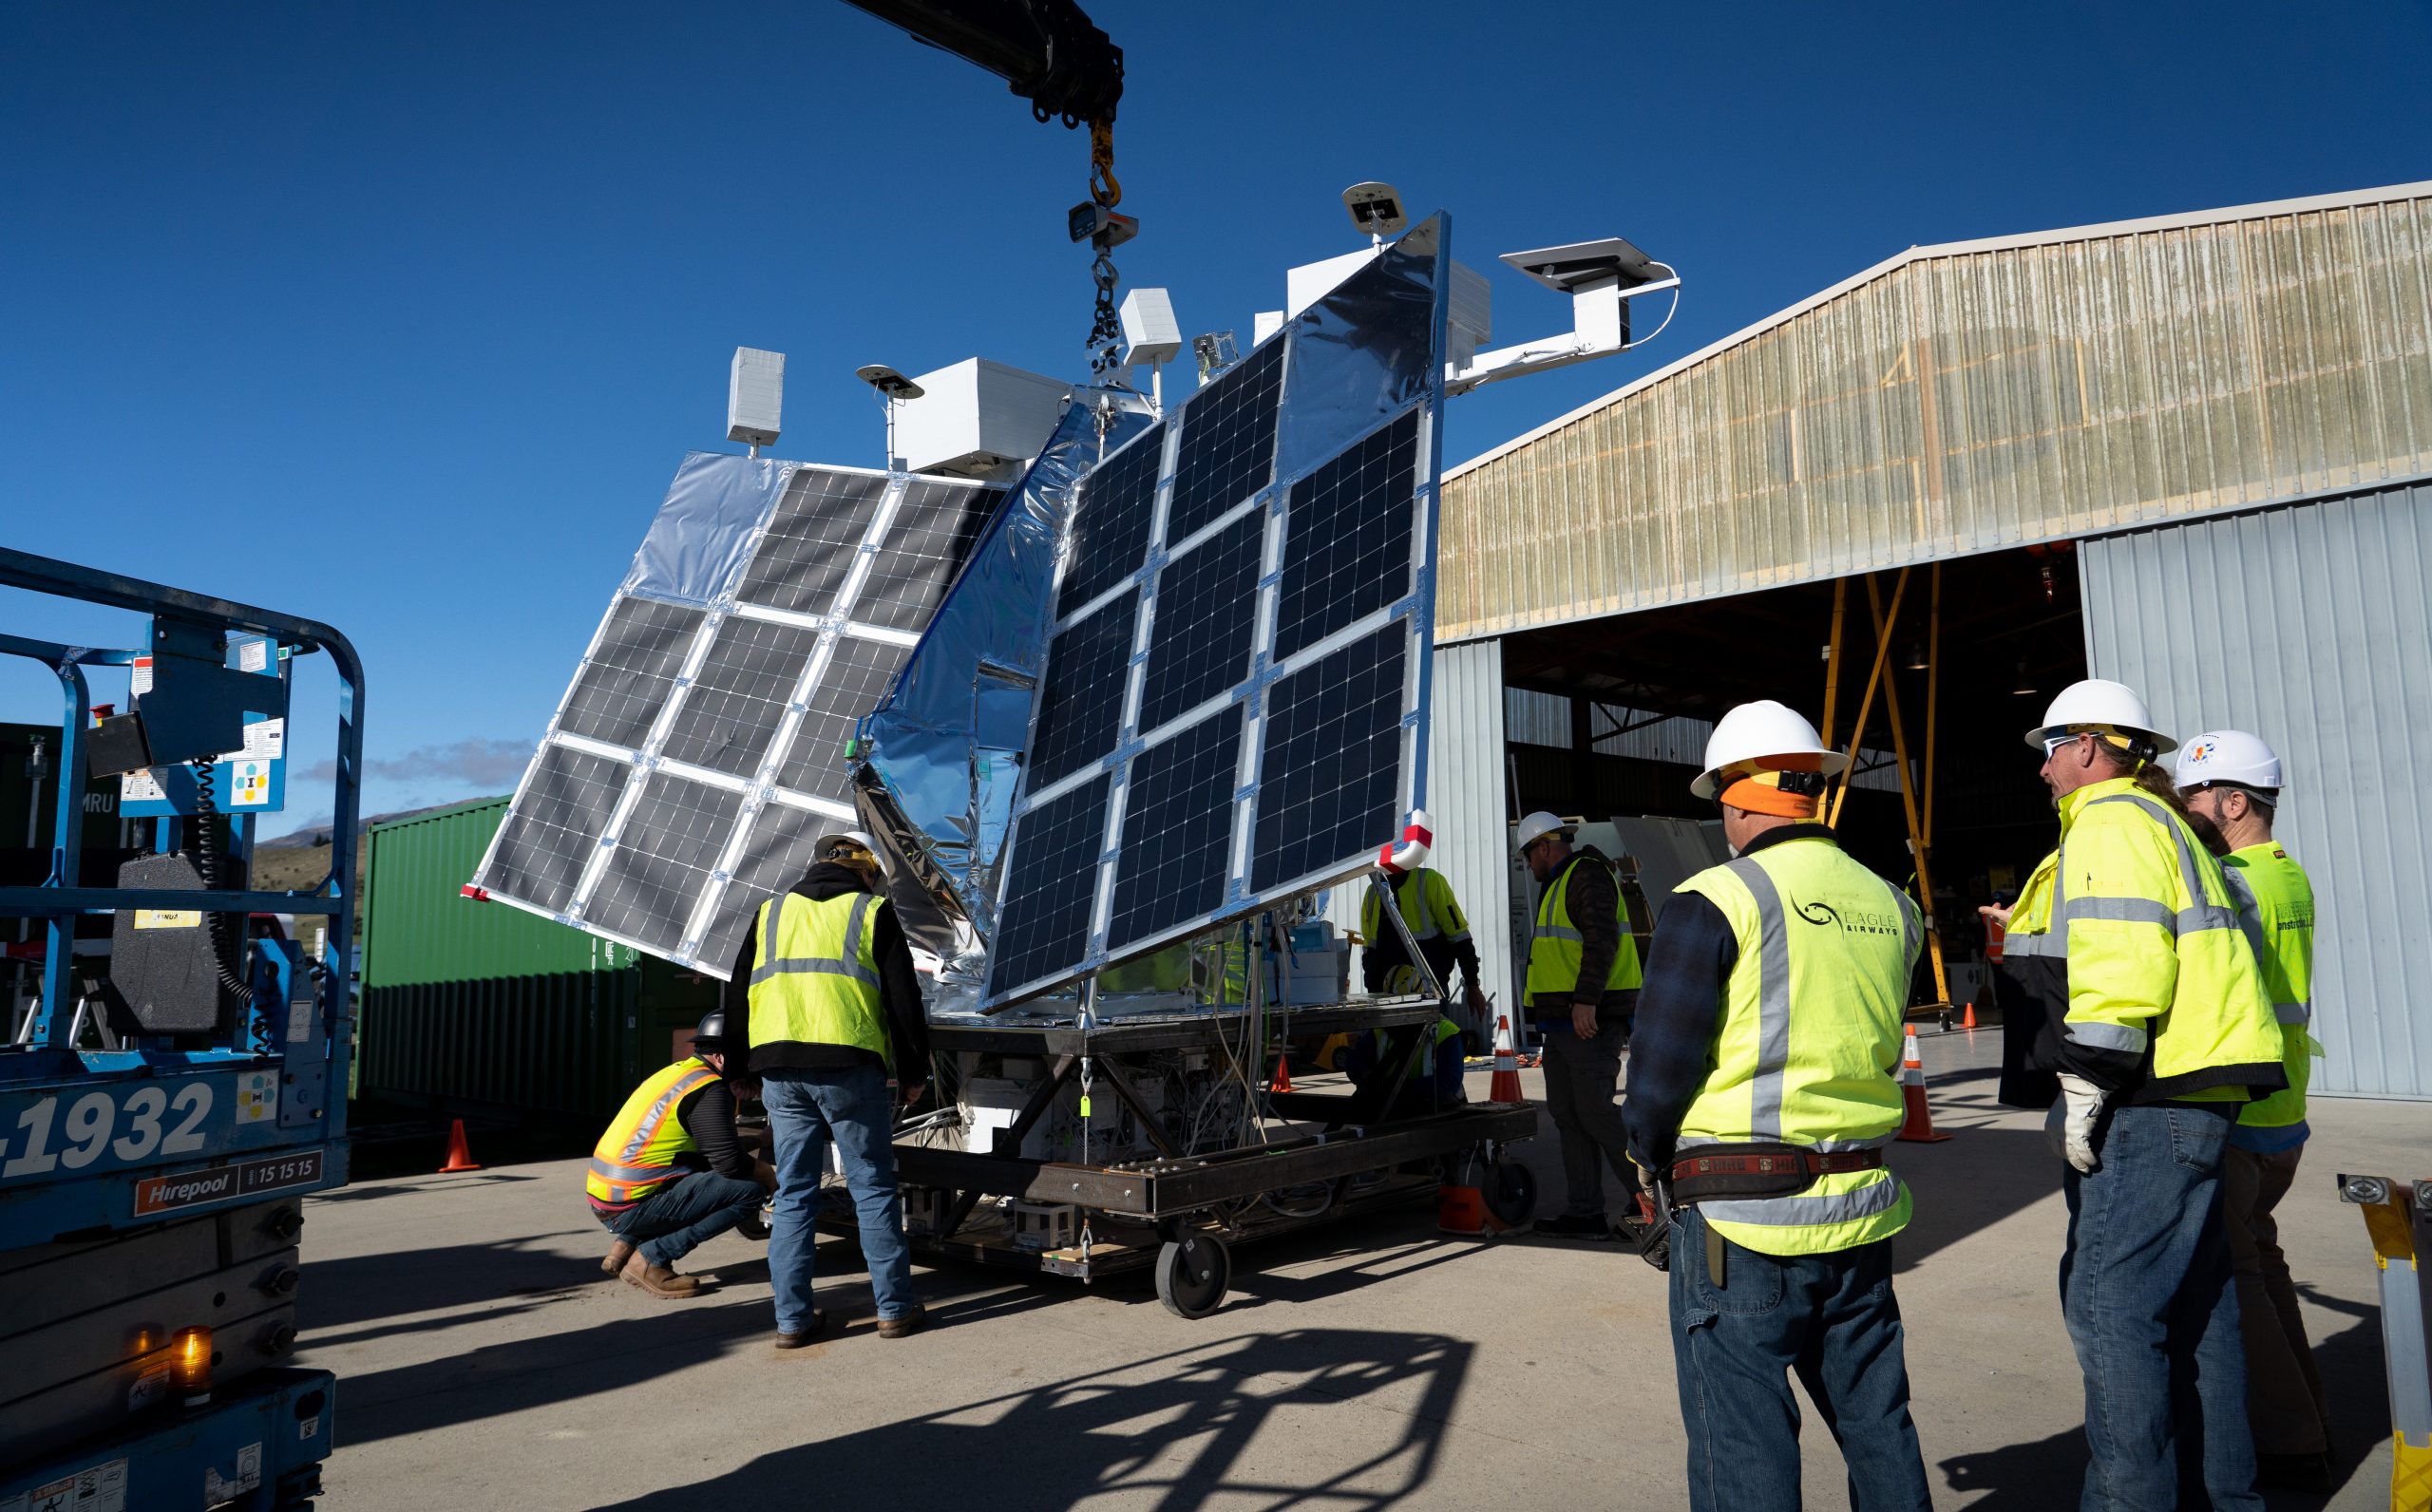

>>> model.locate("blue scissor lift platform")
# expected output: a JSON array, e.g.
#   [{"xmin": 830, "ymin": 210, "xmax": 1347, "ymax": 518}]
[{"xmin": 0, "ymin": 546, "xmax": 363, "ymax": 1511}]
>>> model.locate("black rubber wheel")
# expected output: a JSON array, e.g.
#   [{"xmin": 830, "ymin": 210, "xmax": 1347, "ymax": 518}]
[
  {"xmin": 1485, "ymin": 1161, "xmax": 1537, "ymax": 1226},
  {"xmin": 736, "ymin": 1200, "xmax": 772, "ymax": 1242},
  {"xmin": 1154, "ymin": 1234, "xmax": 1231, "ymax": 1319}
]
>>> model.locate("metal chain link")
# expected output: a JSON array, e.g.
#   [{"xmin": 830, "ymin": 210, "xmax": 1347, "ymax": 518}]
[{"xmin": 1086, "ymin": 118, "xmax": 1122, "ymax": 374}]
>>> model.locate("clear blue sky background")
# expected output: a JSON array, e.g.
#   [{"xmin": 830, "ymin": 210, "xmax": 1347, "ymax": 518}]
[{"xmin": 5, "ymin": 2, "xmax": 2426, "ymax": 830}]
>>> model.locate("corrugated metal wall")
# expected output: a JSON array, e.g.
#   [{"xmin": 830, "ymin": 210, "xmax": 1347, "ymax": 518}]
[
  {"xmin": 2080, "ymin": 482, "xmax": 2432, "ymax": 1099},
  {"xmin": 1320, "ymin": 639, "xmax": 1520, "ymax": 1024},
  {"xmin": 1442, "ymin": 186, "xmax": 2432, "ymax": 642}
]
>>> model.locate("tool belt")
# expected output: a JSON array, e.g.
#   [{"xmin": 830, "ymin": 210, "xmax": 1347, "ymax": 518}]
[{"xmin": 1668, "ymin": 1143, "xmax": 1884, "ymax": 1204}]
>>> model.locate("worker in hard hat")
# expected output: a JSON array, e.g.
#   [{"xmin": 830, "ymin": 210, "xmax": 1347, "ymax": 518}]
[
  {"xmin": 1358, "ymin": 856, "xmax": 1487, "ymax": 1022},
  {"xmin": 720, "ymin": 828, "xmax": 932, "ymax": 1348},
  {"xmin": 1986, "ymin": 680, "xmax": 2283, "ymax": 1511},
  {"xmin": 1620, "ymin": 700, "xmax": 1932, "ymax": 1508},
  {"xmin": 2176, "ymin": 730, "xmax": 2331, "ymax": 1492},
  {"xmin": 1514, "ymin": 808, "xmax": 1646, "ymax": 1240},
  {"xmin": 585, "ymin": 1010, "xmax": 774, "ymax": 1299}
]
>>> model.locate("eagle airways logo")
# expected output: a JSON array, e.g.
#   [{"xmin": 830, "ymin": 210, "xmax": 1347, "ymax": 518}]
[{"xmin": 1791, "ymin": 895, "xmax": 1903, "ymax": 937}]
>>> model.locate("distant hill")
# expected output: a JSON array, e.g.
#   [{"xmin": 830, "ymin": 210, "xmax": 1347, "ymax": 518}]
[{"xmin": 251, "ymin": 797, "xmax": 510, "ymax": 940}]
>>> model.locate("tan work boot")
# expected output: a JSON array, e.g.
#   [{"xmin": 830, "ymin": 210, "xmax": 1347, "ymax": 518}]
[
  {"xmin": 620, "ymin": 1251, "xmax": 701, "ymax": 1298},
  {"xmin": 601, "ymin": 1238, "xmax": 636, "ymax": 1276},
  {"xmin": 876, "ymin": 1303, "xmax": 925, "ymax": 1339}
]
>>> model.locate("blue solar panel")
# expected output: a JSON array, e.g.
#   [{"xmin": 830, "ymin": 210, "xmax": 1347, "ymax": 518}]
[{"xmin": 980, "ymin": 216, "xmax": 1451, "ymax": 1010}]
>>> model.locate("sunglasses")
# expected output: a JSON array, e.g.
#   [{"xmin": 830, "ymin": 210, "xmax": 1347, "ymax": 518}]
[{"xmin": 2042, "ymin": 733, "xmax": 2086, "ymax": 757}]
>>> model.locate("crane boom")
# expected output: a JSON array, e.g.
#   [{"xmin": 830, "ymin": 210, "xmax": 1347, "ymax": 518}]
[{"xmin": 838, "ymin": 0, "xmax": 1123, "ymax": 126}]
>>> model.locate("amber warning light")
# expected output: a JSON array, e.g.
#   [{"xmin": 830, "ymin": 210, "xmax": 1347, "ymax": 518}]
[{"xmin": 173, "ymin": 1326, "xmax": 213, "ymax": 1406}]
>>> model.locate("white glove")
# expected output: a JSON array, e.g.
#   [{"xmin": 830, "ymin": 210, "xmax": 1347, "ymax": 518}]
[{"xmin": 2055, "ymin": 1072, "xmax": 2106, "ymax": 1174}]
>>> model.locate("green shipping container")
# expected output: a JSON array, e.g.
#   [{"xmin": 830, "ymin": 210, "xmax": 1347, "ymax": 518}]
[{"xmin": 357, "ymin": 797, "xmax": 718, "ymax": 1122}]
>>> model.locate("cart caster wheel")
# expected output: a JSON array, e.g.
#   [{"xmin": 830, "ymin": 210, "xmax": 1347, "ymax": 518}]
[
  {"xmin": 1485, "ymin": 1161, "xmax": 1536, "ymax": 1227},
  {"xmin": 737, "ymin": 1199, "xmax": 774, "ymax": 1241},
  {"xmin": 1154, "ymin": 1234, "xmax": 1230, "ymax": 1319}
]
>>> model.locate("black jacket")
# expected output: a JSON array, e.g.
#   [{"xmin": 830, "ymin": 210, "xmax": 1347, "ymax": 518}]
[{"xmin": 721, "ymin": 862, "xmax": 931, "ymax": 1077}]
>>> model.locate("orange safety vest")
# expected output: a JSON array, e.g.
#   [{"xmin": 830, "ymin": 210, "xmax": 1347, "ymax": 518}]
[{"xmin": 586, "ymin": 1057, "xmax": 719, "ymax": 1205}]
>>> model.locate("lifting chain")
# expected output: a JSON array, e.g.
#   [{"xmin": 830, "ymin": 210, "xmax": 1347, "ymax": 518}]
[{"xmin": 1086, "ymin": 117, "xmax": 1123, "ymax": 375}]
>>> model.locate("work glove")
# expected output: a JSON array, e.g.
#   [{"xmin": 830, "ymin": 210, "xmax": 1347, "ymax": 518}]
[{"xmin": 2046, "ymin": 1072, "xmax": 2106, "ymax": 1174}]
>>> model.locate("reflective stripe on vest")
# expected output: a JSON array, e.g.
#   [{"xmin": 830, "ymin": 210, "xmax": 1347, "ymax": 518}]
[
  {"xmin": 747, "ymin": 891, "xmax": 892, "ymax": 1070},
  {"xmin": 1525, "ymin": 855, "xmax": 1641, "ymax": 999},
  {"xmin": 585, "ymin": 1057, "xmax": 718, "ymax": 1204},
  {"xmin": 1674, "ymin": 839, "xmax": 1919, "ymax": 1256},
  {"xmin": 1361, "ymin": 868, "xmax": 1468, "ymax": 947}
]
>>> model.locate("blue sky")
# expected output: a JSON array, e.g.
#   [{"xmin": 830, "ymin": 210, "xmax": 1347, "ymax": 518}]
[{"xmin": 4, "ymin": 2, "xmax": 2426, "ymax": 831}]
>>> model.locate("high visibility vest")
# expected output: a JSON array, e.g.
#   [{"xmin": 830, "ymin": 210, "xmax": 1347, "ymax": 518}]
[
  {"xmin": 747, "ymin": 891, "xmax": 891, "ymax": 1070},
  {"xmin": 1675, "ymin": 837, "xmax": 1922, "ymax": 1257},
  {"xmin": 1525, "ymin": 853, "xmax": 1643, "ymax": 1002},
  {"xmin": 586, "ymin": 1056, "xmax": 718, "ymax": 1204},
  {"xmin": 2018, "ymin": 777, "xmax": 2283, "ymax": 1099},
  {"xmin": 1360, "ymin": 867, "xmax": 1472, "ymax": 949},
  {"xmin": 2224, "ymin": 843, "xmax": 2316, "ymax": 1129},
  {"xmin": 1368, "ymin": 1018, "xmax": 1464, "ymax": 1081}
]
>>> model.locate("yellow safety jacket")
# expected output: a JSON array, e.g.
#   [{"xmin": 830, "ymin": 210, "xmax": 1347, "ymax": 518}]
[
  {"xmin": 2006, "ymin": 777, "xmax": 2283, "ymax": 1102},
  {"xmin": 1366, "ymin": 1018, "xmax": 1465, "ymax": 1081},
  {"xmin": 1526, "ymin": 853, "xmax": 1644, "ymax": 1003},
  {"xmin": 586, "ymin": 1055, "xmax": 718, "ymax": 1205},
  {"xmin": 2223, "ymin": 843, "xmax": 2316, "ymax": 1130},
  {"xmin": 1674, "ymin": 835, "xmax": 1922, "ymax": 1256},
  {"xmin": 747, "ymin": 890, "xmax": 892, "ymax": 1071},
  {"xmin": 1360, "ymin": 867, "xmax": 1471, "ymax": 950}
]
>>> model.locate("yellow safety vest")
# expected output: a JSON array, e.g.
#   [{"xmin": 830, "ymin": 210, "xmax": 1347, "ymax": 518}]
[
  {"xmin": 1368, "ymin": 1018, "xmax": 1465, "ymax": 1081},
  {"xmin": 2224, "ymin": 843, "xmax": 2316, "ymax": 1129},
  {"xmin": 2023, "ymin": 778, "xmax": 2283, "ymax": 1100},
  {"xmin": 586, "ymin": 1056, "xmax": 719, "ymax": 1204},
  {"xmin": 1359, "ymin": 867, "xmax": 1471, "ymax": 948},
  {"xmin": 1525, "ymin": 853, "xmax": 1643, "ymax": 1002},
  {"xmin": 747, "ymin": 891, "xmax": 891, "ymax": 1070},
  {"xmin": 1675, "ymin": 837, "xmax": 1922, "ymax": 1257}
]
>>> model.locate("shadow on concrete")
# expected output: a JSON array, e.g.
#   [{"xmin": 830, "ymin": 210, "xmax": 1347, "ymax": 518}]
[
  {"xmin": 302, "ymin": 1232, "xmax": 609, "ymax": 1332},
  {"xmin": 585, "ymin": 1327, "xmax": 1472, "ymax": 1512},
  {"xmin": 311, "ymin": 1171, "xmax": 544, "ymax": 1203},
  {"xmin": 1886, "ymin": 1125, "xmax": 2063, "ymax": 1276},
  {"xmin": 1935, "ymin": 1306, "xmax": 2386, "ymax": 1507}
]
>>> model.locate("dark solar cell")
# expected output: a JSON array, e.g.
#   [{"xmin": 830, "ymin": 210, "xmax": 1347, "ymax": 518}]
[
  {"xmin": 735, "ymin": 469, "xmax": 888, "ymax": 614},
  {"xmin": 1165, "ymin": 339, "xmax": 1282, "ymax": 542},
  {"xmin": 1027, "ymin": 593, "xmax": 1138, "ymax": 788},
  {"xmin": 1054, "ymin": 423, "xmax": 1165, "ymax": 619},
  {"xmin": 1274, "ymin": 411, "xmax": 1419, "ymax": 659},
  {"xmin": 778, "ymin": 634, "xmax": 909, "ymax": 799},
  {"xmin": 694, "ymin": 803, "xmax": 832, "ymax": 972},
  {"xmin": 987, "ymin": 773, "xmax": 1112, "ymax": 998},
  {"xmin": 1250, "ymin": 624, "xmax": 1408, "ymax": 892},
  {"xmin": 1107, "ymin": 709, "xmax": 1244, "ymax": 950},
  {"xmin": 658, "ymin": 616, "xmax": 820, "ymax": 778},
  {"xmin": 481, "ymin": 744, "xmax": 629, "ymax": 913},
  {"xmin": 1137, "ymin": 511, "xmax": 1262, "ymax": 732},
  {"xmin": 586, "ymin": 776, "xmax": 744, "ymax": 955},
  {"xmin": 558, "ymin": 597, "xmax": 702, "ymax": 749},
  {"xmin": 857, "ymin": 480, "xmax": 993, "ymax": 633}
]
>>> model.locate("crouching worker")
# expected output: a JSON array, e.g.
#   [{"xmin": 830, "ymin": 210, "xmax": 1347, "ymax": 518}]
[
  {"xmin": 1342, "ymin": 1015, "xmax": 1467, "ymax": 1121},
  {"xmin": 587, "ymin": 1010, "xmax": 772, "ymax": 1299},
  {"xmin": 1624, "ymin": 701, "xmax": 1932, "ymax": 1511}
]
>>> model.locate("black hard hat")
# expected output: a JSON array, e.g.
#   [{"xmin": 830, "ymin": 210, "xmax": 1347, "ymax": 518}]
[{"xmin": 692, "ymin": 1010, "xmax": 730, "ymax": 1053}]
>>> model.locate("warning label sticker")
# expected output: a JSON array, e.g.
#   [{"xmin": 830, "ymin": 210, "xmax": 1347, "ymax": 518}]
[
  {"xmin": 201, "ymin": 1444, "xmax": 261, "ymax": 1504},
  {"xmin": 235, "ymin": 1069, "xmax": 278, "ymax": 1124},
  {"xmin": 132, "ymin": 910, "xmax": 202, "ymax": 931},
  {"xmin": 120, "ymin": 769, "xmax": 166, "ymax": 803},
  {"xmin": 233, "ymin": 761, "xmax": 271, "ymax": 807},
  {"xmin": 0, "ymin": 1455, "xmax": 128, "ymax": 1512},
  {"xmin": 129, "ymin": 657, "xmax": 152, "ymax": 696},
  {"xmin": 214, "ymin": 718, "xmax": 284, "ymax": 766},
  {"xmin": 238, "ymin": 639, "xmax": 270, "ymax": 673}
]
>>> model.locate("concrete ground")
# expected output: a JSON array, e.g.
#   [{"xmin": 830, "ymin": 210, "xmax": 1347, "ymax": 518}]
[{"xmin": 298, "ymin": 1031, "xmax": 2428, "ymax": 1510}]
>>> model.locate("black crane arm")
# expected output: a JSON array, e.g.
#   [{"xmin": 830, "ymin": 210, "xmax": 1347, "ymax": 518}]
[{"xmin": 839, "ymin": 0, "xmax": 1123, "ymax": 126}]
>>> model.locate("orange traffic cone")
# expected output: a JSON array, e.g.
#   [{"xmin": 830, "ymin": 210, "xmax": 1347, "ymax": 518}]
[
  {"xmin": 437, "ymin": 1118, "xmax": 484, "ymax": 1172},
  {"xmin": 1896, "ymin": 1028, "xmax": 1952, "ymax": 1143},
  {"xmin": 1489, "ymin": 1014, "xmax": 1525, "ymax": 1105},
  {"xmin": 1961, "ymin": 996, "xmax": 1980, "ymax": 1030},
  {"xmin": 1269, "ymin": 1052, "xmax": 1294, "ymax": 1094}
]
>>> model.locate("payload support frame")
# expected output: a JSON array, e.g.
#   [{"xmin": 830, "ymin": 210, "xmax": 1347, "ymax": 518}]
[{"xmin": 843, "ymin": 873, "xmax": 1541, "ymax": 1316}]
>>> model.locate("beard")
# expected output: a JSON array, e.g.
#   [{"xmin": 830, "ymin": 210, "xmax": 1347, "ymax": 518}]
[{"xmin": 2184, "ymin": 808, "xmax": 2230, "ymax": 857}]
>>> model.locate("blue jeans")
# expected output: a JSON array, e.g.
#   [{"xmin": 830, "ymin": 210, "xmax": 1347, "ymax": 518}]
[
  {"xmin": 599, "ymin": 1169, "xmax": 764, "ymax": 1267},
  {"xmin": 1669, "ymin": 1206, "xmax": 1930, "ymax": 1511},
  {"xmin": 763, "ymin": 1064, "xmax": 916, "ymax": 1332},
  {"xmin": 2060, "ymin": 1100, "xmax": 2259, "ymax": 1511}
]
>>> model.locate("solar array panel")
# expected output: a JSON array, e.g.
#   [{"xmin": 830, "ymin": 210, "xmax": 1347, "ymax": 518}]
[
  {"xmin": 983, "ymin": 222, "xmax": 1447, "ymax": 1008},
  {"xmin": 473, "ymin": 462, "xmax": 1002, "ymax": 974}
]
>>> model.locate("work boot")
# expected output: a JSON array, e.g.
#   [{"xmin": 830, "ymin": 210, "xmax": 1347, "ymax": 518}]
[
  {"xmin": 1533, "ymin": 1213, "xmax": 1614, "ymax": 1240},
  {"xmin": 773, "ymin": 1312, "xmax": 826, "ymax": 1350},
  {"xmin": 876, "ymin": 1304, "xmax": 926, "ymax": 1339},
  {"xmin": 620, "ymin": 1252, "xmax": 702, "ymax": 1298},
  {"xmin": 601, "ymin": 1239, "xmax": 636, "ymax": 1276}
]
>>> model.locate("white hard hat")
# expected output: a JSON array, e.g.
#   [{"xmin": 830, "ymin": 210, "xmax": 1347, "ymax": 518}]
[
  {"xmin": 820, "ymin": 828, "xmax": 887, "ymax": 876},
  {"xmin": 1514, "ymin": 811, "xmax": 1574, "ymax": 853},
  {"xmin": 2175, "ymin": 729, "xmax": 2283, "ymax": 793},
  {"xmin": 1691, "ymin": 700, "xmax": 1847, "ymax": 800},
  {"xmin": 2023, "ymin": 678, "xmax": 2177, "ymax": 756}
]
